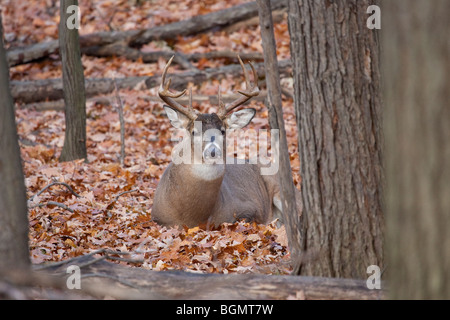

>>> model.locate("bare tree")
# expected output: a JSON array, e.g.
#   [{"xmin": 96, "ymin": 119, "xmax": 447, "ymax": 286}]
[
  {"xmin": 288, "ymin": 0, "xmax": 384, "ymax": 278},
  {"xmin": 257, "ymin": 0, "xmax": 303, "ymax": 274},
  {"xmin": 383, "ymin": 0, "xmax": 450, "ymax": 299},
  {"xmin": 0, "ymin": 14, "xmax": 30, "ymax": 271},
  {"xmin": 59, "ymin": 0, "xmax": 87, "ymax": 162}
]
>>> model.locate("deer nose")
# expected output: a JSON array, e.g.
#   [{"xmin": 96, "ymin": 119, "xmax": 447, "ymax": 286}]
[{"xmin": 203, "ymin": 142, "xmax": 222, "ymax": 162}]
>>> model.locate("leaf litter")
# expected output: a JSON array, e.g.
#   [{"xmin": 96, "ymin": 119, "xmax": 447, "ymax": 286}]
[{"xmin": 5, "ymin": 0, "xmax": 300, "ymax": 275}]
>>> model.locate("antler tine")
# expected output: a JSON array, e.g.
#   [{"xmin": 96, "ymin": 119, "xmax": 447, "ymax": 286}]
[
  {"xmin": 217, "ymin": 85, "xmax": 226, "ymax": 115},
  {"xmin": 158, "ymin": 55, "xmax": 195, "ymax": 119},
  {"xmin": 218, "ymin": 55, "xmax": 259, "ymax": 118},
  {"xmin": 238, "ymin": 55, "xmax": 251, "ymax": 90},
  {"xmin": 188, "ymin": 87, "xmax": 193, "ymax": 111}
]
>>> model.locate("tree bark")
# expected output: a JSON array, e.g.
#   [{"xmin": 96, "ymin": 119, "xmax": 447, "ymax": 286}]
[
  {"xmin": 59, "ymin": 0, "xmax": 87, "ymax": 162},
  {"xmin": 382, "ymin": 0, "xmax": 450, "ymax": 299},
  {"xmin": 288, "ymin": 0, "xmax": 384, "ymax": 278},
  {"xmin": 0, "ymin": 15, "xmax": 30, "ymax": 272},
  {"xmin": 257, "ymin": 0, "xmax": 303, "ymax": 274}
]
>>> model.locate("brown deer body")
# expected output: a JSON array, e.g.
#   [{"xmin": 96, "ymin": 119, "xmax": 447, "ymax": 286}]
[{"xmin": 152, "ymin": 56, "xmax": 295, "ymax": 228}]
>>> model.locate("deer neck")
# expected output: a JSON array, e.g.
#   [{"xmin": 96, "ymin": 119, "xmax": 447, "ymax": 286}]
[{"xmin": 170, "ymin": 163, "xmax": 225, "ymax": 222}]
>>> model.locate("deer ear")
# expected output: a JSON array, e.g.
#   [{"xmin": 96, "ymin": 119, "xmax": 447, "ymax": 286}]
[
  {"xmin": 225, "ymin": 108, "xmax": 256, "ymax": 129},
  {"xmin": 163, "ymin": 105, "xmax": 191, "ymax": 129}
]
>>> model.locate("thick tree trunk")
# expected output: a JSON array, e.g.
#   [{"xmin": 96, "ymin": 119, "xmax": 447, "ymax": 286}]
[
  {"xmin": 382, "ymin": 0, "xmax": 450, "ymax": 299},
  {"xmin": 288, "ymin": 0, "xmax": 384, "ymax": 278},
  {"xmin": 0, "ymin": 15, "xmax": 30, "ymax": 271},
  {"xmin": 59, "ymin": 0, "xmax": 87, "ymax": 162}
]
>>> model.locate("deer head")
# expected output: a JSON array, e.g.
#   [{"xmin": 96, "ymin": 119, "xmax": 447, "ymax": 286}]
[{"xmin": 159, "ymin": 55, "xmax": 259, "ymax": 165}]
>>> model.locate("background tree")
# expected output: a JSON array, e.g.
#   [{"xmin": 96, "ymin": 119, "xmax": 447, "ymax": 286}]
[
  {"xmin": 257, "ymin": 0, "xmax": 303, "ymax": 274},
  {"xmin": 0, "ymin": 14, "xmax": 30, "ymax": 271},
  {"xmin": 59, "ymin": 0, "xmax": 87, "ymax": 162},
  {"xmin": 287, "ymin": 0, "xmax": 384, "ymax": 278},
  {"xmin": 383, "ymin": 0, "xmax": 450, "ymax": 299}
]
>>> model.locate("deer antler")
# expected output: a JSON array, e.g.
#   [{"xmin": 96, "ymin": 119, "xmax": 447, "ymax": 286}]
[
  {"xmin": 217, "ymin": 55, "xmax": 260, "ymax": 118},
  {"xmin": 159, "ymin": 55, "xmax": 196, "ymax": 119}
]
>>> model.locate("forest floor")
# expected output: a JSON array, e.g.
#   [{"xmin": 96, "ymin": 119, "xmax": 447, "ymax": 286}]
[{"xmin": 3, "ymin": 0, "xmax": 300, "ymax": 275}]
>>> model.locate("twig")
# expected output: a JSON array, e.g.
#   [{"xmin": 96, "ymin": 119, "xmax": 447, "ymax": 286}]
[
  {"xmin": 28, "ymin": 181, "xmax": 81, "ymax": 213},
  {"xmin": 113, "ymin": 79, "xmax": 126, "ymax": 167},
  {"xmin": 30, "ymin": 181, "xmax": 81, "ymax": 202},
  {"xmin": 33, "ymin": 251, "xmax": 105, "ymax": 271},
  {"xmin": 33, "ymin": 248, "xmax": 137, "ymax": 272},
  {"xmin": 112, "ymin": 189, "xmax": 139, "ymax": 203},
  {"xmin": 104, "ymin": 189, "xmax": 140, "ymax": 217},
  {"xmin": 29, "ymin": 201, "xmax": 74, "ymax": 213}
]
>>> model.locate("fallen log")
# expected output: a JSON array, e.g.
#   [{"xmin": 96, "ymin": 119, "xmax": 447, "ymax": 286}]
[
  {"xmin": 11, "ymin": 59, "xmax": 292, "ymax": 104},
  {"xmin": 127, "ymin": 0, "xmax": 287, "ymax": 47},
  {"xmin": 19, "ymin": 92, "xmax": 270, "ymax": 112},
  {"xmin": 82, "ymin": 46, "xmax": 264, "ymax": 68},
  {"xmin": 6, "ymin": 0, "xmax": 286, "ymax": 67},
  {"xmin": 32, "ymin": 253, "xmax": 384, "ymax": 300},
  {"xmin": 6, "ymin": 41, "xmax": 59, "ymax": 67}
]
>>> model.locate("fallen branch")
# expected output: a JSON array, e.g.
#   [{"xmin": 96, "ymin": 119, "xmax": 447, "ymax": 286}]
[
  {"xmin": 17, "ymin": 96, "xmax": 112, "ymax": 111},
  {"xmin": 19, "ymin": 91, "xmax": 270, "ymax": 112},
  {"xmin": 29, "ymin": 201, "xmax": 74, "ymax": 213},
  {"xmin": 29, "ymin": 181, "xmax": 81, "ymax": 202},
  {"xmin": 188, "ymin": 50, "xmax": 264, "ymax": 62},
  {"xmin": 82, "ymin": 46, "xmax": 196, "ymax": 70},
  {"xmin": 81, "ymin": 47, "xmax": 263, "ymax": 68},
  {"xmin": 224, "ymin": 8, "xmax": 286, "ymax": 33},
  {"xmin": 34, "ymin": 248, "xmax": 142, "ymax": 272},
  {"xmin": 27, "ymin": 181, "xmax": 81, "ymax": 213},
  {"xmin": 6, "ymin": 0, "xmax": 286, "ymax": 66},
  {"xmin": 11, "ymin": 59, "xmax": 292, "ymax": 103}
]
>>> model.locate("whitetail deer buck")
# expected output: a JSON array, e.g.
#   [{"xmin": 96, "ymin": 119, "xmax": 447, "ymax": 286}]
[{"xmin": 152, "ymin": 56, "xmax": 298, "ymax": 227}]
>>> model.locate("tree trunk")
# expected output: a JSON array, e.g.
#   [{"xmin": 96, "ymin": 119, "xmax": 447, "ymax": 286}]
[
  {"xmin": 59, "ymin": 0, "xmax": 87, "ymax": 162},
  {"xmin": 0, "ymin": 15, "xmax": 30, "ymax": 271},
  {"xmin": 382, "ymin": 0, "xmax": 450, "ymax": 299},
  {"xmin": 257, "ymin": 0, "xmax": 303, "ymax": 274},
  {"xmin": 288, "ymin": 0, "xmax": 384, "ymax": 278}
]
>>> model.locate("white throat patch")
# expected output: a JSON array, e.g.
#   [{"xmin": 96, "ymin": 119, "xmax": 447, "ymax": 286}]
[{"xmin": 190, "ymin": 164, "xmax": 225, "ymax": 181}]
